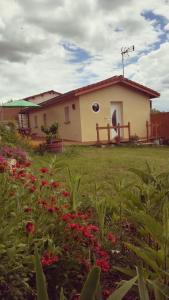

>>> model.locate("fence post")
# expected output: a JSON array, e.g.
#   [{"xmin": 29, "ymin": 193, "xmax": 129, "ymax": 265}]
[
  {"xmin": 107, "ymin": 123, "xmax": 111, "ymax": 144},
  {"xmin": 96, "ymin": 123, "xmax": 100, "ymax": 144},
  {"xmin": 146, "ymin": 121, "xmax": 149, "ymax": 141},
  {"xmin": 128, "ymin": 122, "xmax": 131, "ymax": 141}
]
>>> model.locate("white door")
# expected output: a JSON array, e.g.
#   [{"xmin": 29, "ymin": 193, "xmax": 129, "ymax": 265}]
[{"xmin": 110, "ymin": 103, "xmax": 122, "ymax": 138}]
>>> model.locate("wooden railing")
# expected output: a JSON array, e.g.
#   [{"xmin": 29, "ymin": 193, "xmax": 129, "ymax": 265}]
[{"xmin": 96, "ymin": 122, "xmax": 131, "ymax": 144}]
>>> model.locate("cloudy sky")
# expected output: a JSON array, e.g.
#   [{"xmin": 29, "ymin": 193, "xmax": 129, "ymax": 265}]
[{"xmin": 0, "ymin": 0, "xmax": 168, "ymax": 110}]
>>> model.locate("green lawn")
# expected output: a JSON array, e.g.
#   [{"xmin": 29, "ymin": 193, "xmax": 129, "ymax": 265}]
[{"xmin": 32, "ymin": 145, "xmax": 169, "ymax": 197}]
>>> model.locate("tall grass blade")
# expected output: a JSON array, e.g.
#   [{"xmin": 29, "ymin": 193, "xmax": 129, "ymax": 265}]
[
  {"xmin": 80, "ymin": 266, "xmax": 101, "ymax": 300},
  {"xmin": 60, "ymin": 287, "xmax": 65, "ymax": 300},
  {"xmin": 34, "ymin": 247, "xmax": 49, "ymax": 300},
  {"xmin": 107, "ymin": 276, "xmax": 137, "ymax": 300},
  {"xmin": 136, "ymin": 266, "xmax": 150, "ymax": 300}
]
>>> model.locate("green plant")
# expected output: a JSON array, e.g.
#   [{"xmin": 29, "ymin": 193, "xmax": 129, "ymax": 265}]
[
  {"xmin": 41, "ymin": 123, "xmax": 59, "ymax": 144},
  {"xmin": 34, "ymin": 247, "xmax": 49, "ymax": 300},
  {"xmin": 67, "ymin": 167, "xmax": 81, "ymax": 211},
  {"xmin": 34, "ymin": 247, "xmax": 101, "ymax": 300}
]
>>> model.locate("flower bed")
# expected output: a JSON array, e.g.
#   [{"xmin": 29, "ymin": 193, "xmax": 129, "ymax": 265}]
[
  {"xmin": 0, "ymin": 148, "xmax": 123, "ymax": 300},
  {"xmin": 2, "ymin": 145, "xmax": 168, "ymax": 299}
]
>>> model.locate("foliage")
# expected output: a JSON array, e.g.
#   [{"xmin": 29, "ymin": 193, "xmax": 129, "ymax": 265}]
[
  {"xmin": 41, "ymin": 122, "xmax": 59, "ymax": 144},
  {"xmin": 0, "ymin": 145, "xmax": 29, "ymax": 163},
  {"xmin": 0, "ymin": 123, "xmax": 32, "ymax": 150},
  {"xmin": 0, "ymin": 155, "xmax": 117, "ymax": 299},
  {"xmin": 2, "ymin": 142, "xmax": 169, "ymax": 299},
  {"xmin": 34, "ymin": 247, "xmax": 49, "ymax": 300}
]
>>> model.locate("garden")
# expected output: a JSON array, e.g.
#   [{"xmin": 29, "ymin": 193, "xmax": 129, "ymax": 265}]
[{"xmin": 1, "ymin": 123, "xmax": 169, "ymax": 299}]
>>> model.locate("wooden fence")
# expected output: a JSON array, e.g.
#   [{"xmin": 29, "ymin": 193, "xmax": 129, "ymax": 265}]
[
  {"xmin": 146, "ymin": 121, "xmax": 159, "ymax": 141},
  {"xmin": 96, "ymin": 122, "xmax": 131, "ymax": 144},
  {"xmin": 151, "ymin": 112, "xmax": 169, "ymax": 140}
]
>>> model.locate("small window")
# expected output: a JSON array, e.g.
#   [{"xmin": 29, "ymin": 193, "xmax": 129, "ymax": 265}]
[
  {"xmin": 34, "ymin": 115, "xmax": 38, "ymax": 128},
  {"xmin": 43, "ymin": 113, "xmax": 47, "ymax": 127},
  {"xmin": 92, "ymin": 102, "xmax": 100, "ymax": 113},
  {"xmin": 64, "ymin": 106, "xmax": 70, "ymax": 123}
]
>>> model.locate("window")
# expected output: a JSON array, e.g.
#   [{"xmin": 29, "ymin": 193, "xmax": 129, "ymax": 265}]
[
  {"xmin": 64, "ymin": 106, "xmax": 70, "ymax": 123},
  {"xmin": 34, "ymin": 115, "xmax": 38, "ymax": 128},
  {"xmin": 43, "ymin": 113, "xmax": 47, "ymax": 127},
  {"xmin": 92, "ymin": 102, "xmax": 100, "ymax": 113},
  {"xmin": 72, "ymin": 103, "xmax": 76, "ymax": 110}
]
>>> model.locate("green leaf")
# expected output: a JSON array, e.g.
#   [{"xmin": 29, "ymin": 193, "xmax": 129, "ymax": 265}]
[
  {"xmin": 107, "ymin": 276, "xmax": 138, "ymax": 300},
  {"xmin": 114, "ymin": 266, "xmax": 136, "ymax": 278},
  {"xmin": 136, "ymin": 266, "xmax": 150, "ymax": 300},
  {"xmin": 125, "ymin": 243, "xmax": 160, "ymax": 273},
  {"xmin": 59, "ymin": 287, "xmax": 65, "ymax": 300},
  {"xmin": 148, "ymin": 280, "xmax": 169, "ymax": 298},
  {"xmin": 129, "ymin": 168, "xmax": 155, "ymax": 185},
  {"xmin": 34, "ymin": 247, "xmax": 49, "ymax": 300},
  {"xmin": 80, "ymin": 266, "xmax": 101, "ymax": 300}
]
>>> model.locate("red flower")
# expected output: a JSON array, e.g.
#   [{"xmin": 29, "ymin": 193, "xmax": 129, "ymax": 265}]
[
  {"xmin": 102, "ymin": 289, "xmax": 111, "ymax": 298},
  {"xmin": 96, "ymin": 258, "xmax": 110, "ymax": 272},
  {"xmin": 51, "ymin": 181, "xmax": 60, "ymax": 188},
  {"xmin": 29, "ymin": 186, "xmax": 36, "ymax": 193},
  {"xmin": 107, "ymin": 232, "xmax": 117, "ymax": 244},
  {"xmin": 47, "ymin": 206, "xmax": 56, "ymax": 213},
  {"xmin": 25, "ymin": 222, "xmax": 35, "ymax": 234},
  {"xmin": 67, "ymin": 223, "xmax": 79, "ymax": 230},
  {"xmin": 88, "ymin": 224, "xmax": 99, "ymax": 232},
  {"xmin": 24, "ymin": 207, "xmax": 32, "ymax": 213},
  {"xmin": 41, "ymin": 252, "xmax": 59, "ymax": 266},
  {"xmin": 28, "ymin": 174, "xmax": 37, "ymax": 183},
  {"xmin": 24, "ymin": 161, "xmax": 31, "ymax": 167},
  {"xmin": 62, "ymin": 191, "xmax": 70, "ymax": 197},
  {"xmin": 39, "ymin": 167, "xmax": 49, "ymax": 173},
  {"xmin": 41, "ymin": 180, "xmax": 49, "ymax": 187}
]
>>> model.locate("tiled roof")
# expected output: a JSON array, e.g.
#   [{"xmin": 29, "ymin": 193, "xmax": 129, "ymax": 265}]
[
  {"xmin": 23, "ymin": 90, "xmax": 61, "ymax": 101},
  {"xmin": 26, "ymin": 76, "xmax": 160, "ymax": 112}
]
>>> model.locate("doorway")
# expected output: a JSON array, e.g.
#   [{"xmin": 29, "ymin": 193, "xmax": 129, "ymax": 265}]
[{"xmin": 110, "ymin": 102, "xmax": 123, "ymax": 138}]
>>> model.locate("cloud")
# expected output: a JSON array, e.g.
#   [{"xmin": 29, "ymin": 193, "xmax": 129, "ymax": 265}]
[{"xmin": 0, "ymin": 0, "xmax": 168, "ymax": 111}]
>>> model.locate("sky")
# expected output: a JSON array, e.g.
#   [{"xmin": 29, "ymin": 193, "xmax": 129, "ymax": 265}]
[{"xmin": 0, "ymin": 0, "xmax": 168, "ymax": 110}]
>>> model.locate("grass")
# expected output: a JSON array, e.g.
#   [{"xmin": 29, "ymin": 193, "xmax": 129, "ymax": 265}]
[{"xmin": 32, "ymin": 145, "xmax": 169, "ymax": 198}]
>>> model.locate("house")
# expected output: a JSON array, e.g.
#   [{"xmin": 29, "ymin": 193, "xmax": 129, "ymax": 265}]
[
  {"xmin": 0, "ymin": 90, "xmax": 60, "ymax": 125},
  {"xmin": 23, "ymin": 90, "xmax": 61, "ymax": 105},
  {"xmin": 26, "ymin": 76, "xmax": 160, "ymax": 143}
]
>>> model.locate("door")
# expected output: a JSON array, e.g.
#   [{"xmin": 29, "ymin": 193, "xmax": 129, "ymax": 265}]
[{"xmin": 110, "ymin": 103, "xmax": 122, "ymax": 138}]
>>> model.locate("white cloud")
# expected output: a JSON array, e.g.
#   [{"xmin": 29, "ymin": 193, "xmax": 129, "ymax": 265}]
[{"xmin": 0, "ymin": 0, "xmax": 168, "ymax": 110}]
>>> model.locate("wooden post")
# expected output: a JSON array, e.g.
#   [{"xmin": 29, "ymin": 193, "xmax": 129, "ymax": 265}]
[
  {"xmin": 146, "ymin": 121, "xmax": 149, "ymax": 141},
  {"xmin": 96, "ymin": 123, "xmax": 100, "ymax": 144},
  {"xmin": 117, "ymin": 123, "xmax": 120, "ymax": 142},
  {"xmin": 107, "ymin": 123, "xmax": 110, "ymax": 144},
  {"xmin": 128, "ymin": 122, "xmax": 131, "ymax": 141}
]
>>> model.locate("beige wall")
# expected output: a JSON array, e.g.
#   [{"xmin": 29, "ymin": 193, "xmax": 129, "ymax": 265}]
[
  {"xmin": 29, "ymin": 97, "xmax": 82, "ymax": 141},
  {"xmin": 29, "ymin": 84, "xmax": 151, "ymax": 143},
  {"xmin": 79, "ymin": 85, "xmax": 150, "ymax": 142},
  {"xmin": 27, "ymin": 92, "xmax": 59, "ymax": 104}
]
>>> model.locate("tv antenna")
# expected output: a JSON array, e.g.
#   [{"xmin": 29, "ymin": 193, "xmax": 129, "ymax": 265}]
[{"xmin": 121, "ymin": 45, "xmax": 135, "ymax": 77}]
